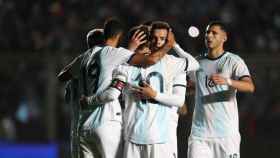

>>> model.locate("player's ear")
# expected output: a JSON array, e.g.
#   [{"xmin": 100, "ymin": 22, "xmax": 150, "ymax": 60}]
[
  {"xmin": 116, "ymin": 32, "xmax": 123, "ymax": 42},
  {"xmin": 165, "ymin": 29, "xmax": 169, "ymax": 44},
  {"xmin": 223, "ymin": 34, "xmax": 227, "ymax": 42}
]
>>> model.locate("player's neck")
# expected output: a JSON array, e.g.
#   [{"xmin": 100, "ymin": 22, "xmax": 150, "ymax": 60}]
[
  {"xmin": 207, "ymin": 47, "xmax": 224, "ymax": 59},
  {"xmin": 105, "ymin": 38, "xmax": 118, "ymax": 48}
]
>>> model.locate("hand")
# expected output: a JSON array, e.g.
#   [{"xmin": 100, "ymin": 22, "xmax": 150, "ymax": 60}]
[
  {"xmin": 177, "ymin": 104, "xmax": 188, "ymax": 116},
  {"xmin": 128, "ymin": 30, "xmax": 147, "ymax": 51},
  {"xmin": 187, "ymin": 79, "xmax": 195, "ymax": 88},
  {"xmin": 130, "ymin": 82, "xmax": 157, "ymax": 99},
  {"xmin": 79, "ymin": 95, "xmax": 88, "ymax": 107},
  {"xmin": 210, "ymin": 74, "xmax": 227, "ymax": 85}
]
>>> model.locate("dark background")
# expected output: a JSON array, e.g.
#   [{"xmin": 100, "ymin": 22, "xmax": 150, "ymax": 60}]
[{"xmin": 0, "ymin": 0, "xmax": 279, "ymax": 157}]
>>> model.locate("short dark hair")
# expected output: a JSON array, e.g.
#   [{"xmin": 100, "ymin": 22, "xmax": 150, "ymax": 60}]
[
  {"xmin": 103, "ymin": 18, "xmax": 124, "ymax": 40},
  {"xmin": 142, "ymin": 20, "xmax": 154, "ymax": 27},
  {"xmin": 207, "ymin": 21, "xmax": 228, "ymax": 33},
  {"xmin": 150, "ymin": 21, "xmax": 170, "ymax": 34},
  {"xmin": 86, "ymin": 29, "xmax": 104, "ymax": 48}
]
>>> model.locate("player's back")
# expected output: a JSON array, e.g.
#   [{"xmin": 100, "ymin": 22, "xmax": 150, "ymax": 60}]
[
  {"xmin": 82, "ymin": 45, "xmax": 133, "ymax": 129},
  {"xmin": 80, "ymin": 46, "xmax": 102, "ymax": 95}
]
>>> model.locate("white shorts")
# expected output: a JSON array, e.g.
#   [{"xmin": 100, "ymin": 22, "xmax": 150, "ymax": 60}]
[
  {"xmin": 80, "ymin": 121, "xmax": 123, "ymax": 158},
  {"xmin": 123, "ymin": 141, "xmax": 175, "ymax": 158},
  {"xmin": 188, "ymin": 135, "xmax": 241, "ymax": 158}
]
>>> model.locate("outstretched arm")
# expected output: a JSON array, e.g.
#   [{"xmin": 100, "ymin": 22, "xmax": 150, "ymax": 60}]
[
  {"xmin": 57, "ymin": 55, "xmax": 83, "ymax": 82},
  {"xmin": 173, "ymin": 42, "xmax": 199, "ymax": 71}
]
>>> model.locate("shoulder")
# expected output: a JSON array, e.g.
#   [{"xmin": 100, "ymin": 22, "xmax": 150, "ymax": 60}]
[
  {"xmin": 83, "ymin": 48, "xmax": 92, "ymax": 56},
  {"xmin": 164, "ymin": 55, "xmax": 188, "ymax": 72},
  {"xmin": 117, "ymin": 47, "xmax": 134, "ymax": 54},
  {"xmin": 93, "ymin": 45, "xmax": 102, "ymax": 52},
  {"xmin": 101, "ymin": 45, "xmax": 112, "ymax": 52},
  {"xmin": 104, "ymin": 46, "xmax": 134, "ymax": 57},
  {"xmin": 76, "ymin": 53, "xmax": 85, "ymax": 61},
  {"xmin": 165, "ymin": 54, "xmax": 185, "ymax": 63},
  {"xmin": 80, "ymin": 49, "xmax": 92, "ymax": 61},
  {"xmin": 100, "ymin": 46, "xmax": 123, "ymax": 55},
  {"xmin": 224, "ymin": 52, "xmax": 246, "ymax": 64}
]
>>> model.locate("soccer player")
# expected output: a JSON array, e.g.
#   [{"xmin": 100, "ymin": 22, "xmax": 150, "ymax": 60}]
[
  {"xmin": 149, "ymin": 21, "xmax": 199, "ymax": 158},
  {"xmin": 110, "ymin": 47, "xmax": 188, "ymax": 158},
  {"xmin": 57, "ymin": 28, "xmax": 104, "ymax": 82},
  {"xmin": 79, "ymin": 19, "xmax": 174, "ymax": 158},
  {"xmin": 187, "ymin": 21, "xmax": 255, "ymax": 158},
  {"xmin": 60, "ymin": 28, "xmax": 105, "ymax": 158}
]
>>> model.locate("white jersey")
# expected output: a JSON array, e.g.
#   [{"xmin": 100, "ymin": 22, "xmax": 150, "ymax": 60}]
[
  {"xmin": 190, "ymin": 51, "xmax": 251, "ymax": 138},
  {"xmin": 82, "ymin": 46, "xmax": 133, "ymax": 129},
  {"xmin": 116, "ymin": 55, "xmax": 187, "ymax": 144}
]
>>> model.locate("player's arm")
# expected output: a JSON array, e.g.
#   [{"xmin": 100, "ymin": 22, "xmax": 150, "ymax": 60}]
[
  {"xmin": 127, "ymin": 30, "xmax": 174, "ymax": 67},
  {"xmin": 133, "ymin": 72, "xmax": 187, "ymax": 107},
  {"xmin": 210, "ymin": 74, "xmax": 255, "ymax": 92},
  {"xmin": 173, "ymin": 42, "xmax": 199, "ymax": 71},
  {"xmin": 128, "ymin": 45, "xmax": 170, "ymax": 67},
  {"xmin": 178, "ymin": 103, "xmax": 188, "ymax": 116},
  {"xmin": 186, "ymin": 73, "xmax": 196, "ymax": 90},
  {"xmin": 80, "ymin": 66, "xmax": 127, "ymax": 106},
  {"xmin": 57, "ymin": 54, "xmax": 83, "ymax": 82},
  {"xmin": 87, "ymin": 76, "xmax": 126, "ymax": 105},
  {"xmin": 210, "ymin": 57, "xmax": 255, "ymax": 93},
  {"xmin": 154, "ymin": 84, "xmax": 186, "ymax": 107}
]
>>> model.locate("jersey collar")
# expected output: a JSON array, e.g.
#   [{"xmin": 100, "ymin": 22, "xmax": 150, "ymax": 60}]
[{"xmin": 206, "ymin": 51, "xmax": 227, "ymax": 60}]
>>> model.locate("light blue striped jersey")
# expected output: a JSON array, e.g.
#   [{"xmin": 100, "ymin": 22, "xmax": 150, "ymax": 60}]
[
  {"xmin": 190, "ymin": 51, "xmax": 251, "ymax": 138},
  {"xmin": 116, "ymin": 55, "xmax": 187, "ymax": 144}
]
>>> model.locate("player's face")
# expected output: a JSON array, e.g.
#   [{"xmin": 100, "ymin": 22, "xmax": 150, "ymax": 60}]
[
  {"xmin": 205, "ymin": 25, "xmax": 227, "ymax": 50},
  {"xmin": 151, "ymin": 29, "xmax": 168, "ymax": 51}
]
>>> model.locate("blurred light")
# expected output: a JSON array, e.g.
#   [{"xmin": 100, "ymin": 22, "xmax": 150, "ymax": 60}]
[{"xmin": 188, "ymin": 26, "xmax": 199, "ymax": 38}]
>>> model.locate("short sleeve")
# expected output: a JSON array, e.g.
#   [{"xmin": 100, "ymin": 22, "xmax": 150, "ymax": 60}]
[
  {"xmin": 233, "ymin": 57, "xmax": 251, "ymax": 80},
  {"xmin": 102, "ymin": 46, "xmax": 134, "ymax": 67},
  {"xmin": 116, "ymin": 47, "xmax": 134, "ymax": 64}
]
